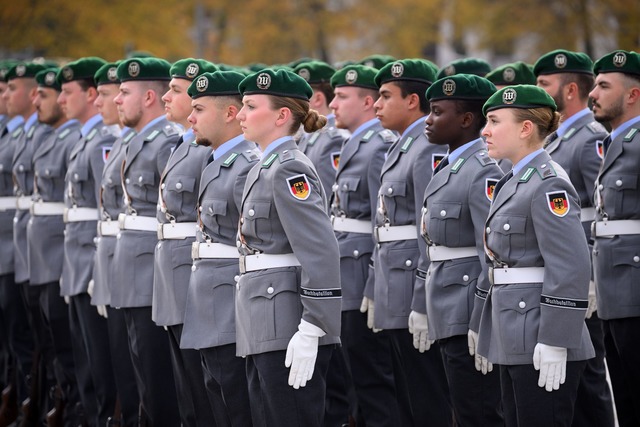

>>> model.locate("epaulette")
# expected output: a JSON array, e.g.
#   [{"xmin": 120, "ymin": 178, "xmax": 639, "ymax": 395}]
[
  {"xmin": 279, "ymin": 149, "xmax": 296, "ymax": 163},
  {"xmin": 519, "ymin": 167, "xmax": 536, "ymax": 182},
  {"xmin": 474, "ymin": 151, "xmax": 495, "ymax": 167},
  {"xmin": 163, "ymin": 125, "xmax": 179, "ymax": 137},
  {"xmin": 307, "ymin": 132, "xmax": 320, "ymax": 146},
  {"xmin": 12, "ymin": 128, "xmax": 23, "ymax": 138},
  {"xmin": 58, "ymin": 128, "xmax": 71, "ymax": 139},
  {"xmin": 221, "ymin": 152, "xmax": 239, "ymax": 167},
  {"xmin": 378, "ymin": 129, "xmax": 396, "ymax": 143},
  {"xmin": 123, "ymin": 131, "xmax": 135, "ymax": 144},
  {"xmin": 537, "ymin": 163, "xmax": 557, "ymax": 180},
  {"xmin": 327, "ymin": 127, "xmax": 342, "ymax": 139},
  {"xmin": 361, "ymin": 129, "xmax": 375, "ymax": 142},
  {"xmin": 623, "ymin": 127, "xmax": 639, "ymax": 142},
  {"xmin": 27, "ymin": 126, "xmax": 35, "ymax": 138},
  {"xmin": 241, "ymin": 150, "xmax": 260, "ymax": 162},
  {"xmin": 561, "ymin": 127, "xmax": 577, "ymax": 140},
  {"xmin": 145, "ymin": 129, "xmax": 160, "ymax": 142},
  {"xmin": 262, "ymin": 153, "xmax": 278, "ymax": 168},
  {"xmin": 86, "ymin": 128, "xmax": 98, "ymax": 141},
  {"xmin": 586, "ymin": 121, "xmax": 606, "ymax": 134},
  {"xmin": 400, "ymin": 136, "xmax": 414, "ymax": 152},
  {"xmin": 450, "ymin": 157, "xmax": 467, "ymax": 173}
]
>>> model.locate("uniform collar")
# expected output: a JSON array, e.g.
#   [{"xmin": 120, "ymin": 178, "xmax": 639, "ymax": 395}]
[
  {"xmin": 81, "ymin": 114, "xmax": 102, "ymax": 137},
  {"xmin": 513, "ymin": 148, "xmax": 545, "ymax": 175},
  {"xmin": 556, "ymin": 108, "xmax": 590, "ymax": 138},
  {"xmin": 6, "ymin": 115, "xmax": 25, "ymax": 133},
  {"xmin": 350, "ymin": 118, "xmax": 379, "ymax": 138},
  {"xmin": 138, "ymin": 115, "xmax": 166, "ymax": 135},
  {"xmin": 400, "ymin": 116, "xmax": 427, "ymax": 139},
  {"xmin": 58, "ymin": 119, "xmax": 79, "ymax": 132},
  {"xmin": 24, "ymin": 112, "xmax": 38, "ymax": 132},
  {"xmin": 611, "ymin": 115, "xmax": 640, "ymax": 141},
  {"xmin": 448, "ymin": 138, "xmax": 482, "ymax": 164},
  {"xmin": 261, "ymin": 136, "xmax": 292, "ymax": 159},
  {"xmin": 213, "ymin": 134, "xmax": 244, "ymax": 161}
]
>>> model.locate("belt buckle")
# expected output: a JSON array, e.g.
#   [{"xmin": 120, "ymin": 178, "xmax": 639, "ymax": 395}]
[
  {"xmin": 63, "ymin": 207, "xmax": 70, "ymax": 223},
  {"xmin": 117, "ymin": 213, "xmax": 126, "ymax": 230},
  {"xmin": 373, "ymin": 226, "xmax": 380, "ymax": 242},
  {"xmin": 239, "ymin": 255, "xmax": 247, "ymax": 274},
  {"xmin": 191, "ymin": 242, "xmax": 200, "ymax": 260},
  {"xmin": 157, "ymin": 223, "xmax": 165, "ymax": 240},
  {"xmin": 488, "ymin": 266, "xmax": 494, "ymax": 286}
]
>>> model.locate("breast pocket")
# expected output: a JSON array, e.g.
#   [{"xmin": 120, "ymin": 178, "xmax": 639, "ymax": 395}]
[
  {"xmin": 427, "ymin": 201, "xmax": 462, "ymax": 245},
  {"xmin": 243, "ymin": 201, "xmax": 272, "ymax": 242},
  {"xmin": 36, "ymin": 164, "xmax": 64, "ymax": 197},
  {"xmin": 165, "ymin": 175, "xmax": 197, "ymax": 210},
  {"xmin": 379, "ymin": 180, "xmax": 407, "ymax": 222},
  {"xmin": 386, "ymin": 246, "xmax": 418, "ymax": 317},
  {"xmin": 336, "ymin": 175, "xmax": 362, "ymax": 212},
  {"xmin": 435, "ymin": 258, "xmax": 480, "ymax": 326},
  {"xmin": 490, "ymin": 214, "xmax": 527, "ymax": 260},
  {"xmin": 611, "ymin": 244, "xmax": 640, "ymax": 307},
  {"xmin": 68, "ymin": 166, "xmax": 89, "ymax": 200},
  {"xmin": 201, "ymin": 198, "xmax": 228, "ymax": 236},
  {"xmin": 602, "ymin": 174, "xmax": 639, "ymax": 217},
  {"xmin": 129, "ymin": 170, "xmax": 156, "ymax": 202},
  {"xmin": 494, "ymin": 284, "xmax": 541, "ymax": 355}
]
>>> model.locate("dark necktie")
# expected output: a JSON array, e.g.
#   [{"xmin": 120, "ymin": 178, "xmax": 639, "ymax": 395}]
[
  {"xmin": 602, "ymin": 135, "xmax": 612, "ymax": 156},
  {"xmin": 493, "ymin": 170, "xmax": 514, "ymax": 198},
  {"xmin": 432, "ymin": 155, "xmax": 449, "ymax": 175}
]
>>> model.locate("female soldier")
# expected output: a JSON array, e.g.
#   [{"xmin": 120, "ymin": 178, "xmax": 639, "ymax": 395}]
[
  {"xmin": 477, "ymin": 85, "xmax": 594, "ymax": 426},
  {"xmin": 235, "ymin": 69, "xmax": 342, "ymax": 427}
]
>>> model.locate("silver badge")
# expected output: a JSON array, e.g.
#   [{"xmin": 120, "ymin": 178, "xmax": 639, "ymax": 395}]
[
  {"xmin": 62, "ymin": 67, "xmax": 74, "ymax": 81},
  {"xmin": 554, "ymin": 53, "xmax": 567, "ymax": 69},
  {"xmin": 107, "ymin": 67, "xmax": 118, "ymax": 82},
  {"xmin": 196, "ymin": 76, "xmax": 208, "ymax": 92},
  {"xmin": 444, "ymin": 65, "xmax": 455, "ymax": 76},
  {"xmin": 363, "ymin": 60, "xmax": 374, "ymax": 68},
  {"xmin": 128, "ymin": 61, "xmax": 140, "ymax": 77},
  {"xmin": 391, "ymin": 62, "xmax": 404, "ymax": 78},
  {"xmin": 298, "ymin": 68, "xmax": 311, "ymax": 81},
  {"xmin": 345, "ymin": 70, "xmax": 358, "ymax": 84},
  {"xmin": 613, "ymin": 52, "xmax": 627, "ymax": 68},
  {"xmin": 185, "ymin": 63, "xmax": 199, "ymax": 79},
  {"xmin": 503, "ymin": 67, "xmax": 516, "ymax": 83},
  {"xmin": 502, "ymin": 88, "xmax": 517, "ymax": 105},
  {"xmin": 442, "ymin": 79, "xmax": 456, "ymax": 96},
  {"xmin": 45, "ymin": 72, "xmax": 56, "ymax": 86},
  {"xmin": 256, "ymin": 73, "xmax": 271, "ymax": 90},
  {"xmin": 16, "ymin": 65, "xmax": 26, "ymax": 77}
]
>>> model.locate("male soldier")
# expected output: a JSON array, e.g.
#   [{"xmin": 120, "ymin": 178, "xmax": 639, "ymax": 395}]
[
  {"xmin": 327, "ymin": 64, "xmax": 398, "ymax": 427},
  {"xmin": 92, "ymin": 61, "xmax": 141, "ymax": 427},
  {"xmin": 369, "ymin": 59, "xmax": 452, "ymax": 426},
  {"xmin": 534, "ymin": 49, "xmax": 614, "ymax": 427},
  {"xmin": 590, "ymin": 50, "xmax": 640, "ymax": 427},
  {"xmin": 180, "ymin": 70, "xmax": 259, "ymax": 427},
  {"xmin": 486, "ymin": 61, "xmax": 536, "ymax": 89},
  {"xmin": 111, "ymin": 57, "xmax": 181, "ymax": 426},
  {"xmin": 437, "ymin": 57, "xmax": 492, "ymax": 80},
  {"xmin": 152, "ymin": 58, "xmax": 217, "ymax": 427}
]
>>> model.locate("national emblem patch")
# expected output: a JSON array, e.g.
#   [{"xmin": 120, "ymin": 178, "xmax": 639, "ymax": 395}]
[
  {"xmin": 595, "ymin": 140, "xmax": 604, "ymax": 159},
  {"xmin": 331, "ymin": 152, "xmax": 340, "ymax": 171},
  {"xmin": 432, "ymin": 153, "xmax": 446, "ymax": 171},
  {"xmin": 486, "ymin": 178, "xmax": 498, "ymax": 201},
  {"xmin": 102, "ymin": 146, "xmax": 112, "ymax": 163},
  {"xmin": 287, "ymin": 174, "xmax": 311, "ymax": 200},
  {"xmin": 546, "ymin": 191, "xmax": 570, "ymax": 217}
]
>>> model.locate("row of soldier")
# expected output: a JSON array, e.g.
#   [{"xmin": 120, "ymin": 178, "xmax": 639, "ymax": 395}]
[{"xmin": 0, "ymin": 48, "xmax": 637, "ymax": 427}]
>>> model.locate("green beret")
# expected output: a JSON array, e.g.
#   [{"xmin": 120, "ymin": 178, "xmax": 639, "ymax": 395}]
[
  {"xmin": 293, "ymin": 61, "xmax": 336, "ymax": 84},
  {"xmin": 0, "ymin": 60, "xmax": 19, "ymax": 82},
  {"xmin": 238, "ymin": 68, "xmax": 312, "ymax": 101},
  {"xmin": 483, "ymin": 84, "xmax": 557, "ymax": 116},
  {"xmin": 486, "ymin": 62, "xmax": 536, "ymax": 86},
  {"xmin": 188, "ymin": 71, "xmax": 245, "ymax": 98},
  {"xmin": 117, "ymin": 58, "xmax": 172, "ymax": 82},
  {"xmin": 593, "ymin": 50, "xmax": 640, "ymax": 77},
  {"xmin": 170, "ymin": 58, "xmax": 218, "ymax": 81},
  {"xmin": 58, "ymin": 57, "xmax": 107, "ymax": 84},
  {"xmin": 533, "ymin": 49, "xmax": 593, "ymax": 76},
  {"xmin": 330, "ymin": 64, "xmax": 378, "ymax": 89},
  {"xmin": 127, "ymin": 50, "xmax": 155, "ymax": 59},
  {"xmin": 426, "ymin": 74, "xmax": 496, "ymax": 102},
  {"xmin": 94, "ymin": 62, "xmax": 120, "ymax": 86},
  {"xmin": 374, "ymin": 59, "xmax": 437, "ymax": 87},
  {"xmin": 437, "ymin": 58, "xmax": 492, "ymax": 80},
  {"xmin": 5, "ymin": 62, "xmax": 47, "ymax": 81},
  {"xmin": 358, "ymin": 54, "xmax": 396, "ymax": 69},
  {"xmin": 36, "ymin": 68, "xmax": 62, "ymax": 91}
]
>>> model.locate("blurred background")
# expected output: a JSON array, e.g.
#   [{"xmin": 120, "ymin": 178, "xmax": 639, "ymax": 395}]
[{"xmin": 1, "ymin": 0, "xmax": 638, "ymax": 67}]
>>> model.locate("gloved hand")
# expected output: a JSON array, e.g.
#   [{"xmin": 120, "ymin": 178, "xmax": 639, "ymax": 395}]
[
  {"xmin": 96, "ymin": 305, "xmax": 108, "ymax": 319},
  {"xmin": 586, "ymin": 280, "xmax": 597, "ymax": 319},
  {"xmin": 533, "ymin": 343, "xmax": 567, "ymax": 392},
  {"xmin": 87, "ymin": 279, "xmax": 95, "ymax": 297},
  {"xmin": 359, "ymin": 296, "xmax": 381, "ymax": 333},
  {"xmin": 285, "ymin": 319, "xmax": 326, "ymax": 389},
  {"xmin": 408, "ymin": 311, "xmax": 433, "ymax": 352},
  {"xmin": 64, "ymin": 296, "xmax": 70, "ymax": 305},
  {"xmin": 468, "ymin": 330, "xmax": 492, "ymax": 374}
]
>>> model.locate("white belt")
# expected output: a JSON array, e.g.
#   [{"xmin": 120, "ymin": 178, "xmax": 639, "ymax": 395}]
[
  {"xmin": 580, "ymin": 207, "xmax": 596, "ymax": 222},
  {"xmin": 16, "ymin": 195, "xmax": 32, "ymax": 211},
  {"xmin": 374, "ymin": 225, "xmax": 417, "ymax": 243},
  {"xmin": 428, "ymin": 245, "xmax": 477, "ymax": 262},
  {"xmin": 239, "ymin": 253, "xmax": 300, "ymax": 273},
  {"xmin": 0, "ymin": 196, "xmax": 16, "ymax": 211},
  {"xmin": 30, "ymin": 201, "xmax": 65, "ymax": 216},
  {"xmin": 490, "ymin": 267, "xmax": 545, "ymax": 285},
  {"xmin": 64, "ymin": 207, "xmax": 98, "ymax": 223},
  {"xmin": 331, "ymin": 216, "xmax": 371, "ymax": 234},
  {"xmin": 192, "ymin": 242, "xmax": 239, "ymax": 260},
  {"xmin": 118, "ymin": 213, "xmax": 158, "ymax": 232},
  {"xmin": 97, "ymin": 220, "xmax": 120, "ymax": 236},
  {"xmin": 595, "ymin": 219, "xmax": 640, "ymax": 237},
  {"xmin": 157, "ymin": 222, "xmax": 197, "ymax": 240}
]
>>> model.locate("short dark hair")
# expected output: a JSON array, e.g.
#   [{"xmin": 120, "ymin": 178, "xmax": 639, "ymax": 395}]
[
  {"xmin": 559, "ymin": 73, "xmax": 595, "ymax": 101},
  {"xmin": 454, "ymin": 99, "xmax": 487, "ymax": 134},
  {"xmin": 394, "ymin": 80, "xmax": 431, "ymax": 114}
]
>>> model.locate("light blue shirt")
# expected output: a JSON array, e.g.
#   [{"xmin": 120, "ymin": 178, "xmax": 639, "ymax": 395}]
[
  {"xmin": 556, "ymin": 108, "xmax": 590, "ymax": 138},
  {"xmin": 401, "ymin": 116, "xmax": 427, "ymax": 139},
  {"xmin": 58, "ymin": 119, "xmax": 79, "ymax": 133},
  {"xmin": 138, "ymin": 115, "xmax": 166, "ymax": 135},
  {"xmin": 6, "ymin": 116, "xmax": 25, "ymax": 134},
  {"xmin": 81, "ymin": 114, "xmax": 102, "ymax": 138},
  {"xmin": 448, "ymin": 138, "xmax": 483, "ymax": 165},
  {"xmin": 213, "ymin": 134, "xmax": 244, "ymax": 161},
  {"xmin": 513, "ymin": 148, "xmax": 545, "ymax": 175},
  {"xmin": 182, "ymin": 128, "xmax": 195, "ymax": 144},
  {"xmin": 351, "ymin": 118, "xmax": 380, "ymax": 138},
  {"xmin": 24, "ymin": 112, "xmax": 38, "ymax": 133},
  {"xmin": 261, "ymin": 136, "xmax": 292, "ymax": 159}
]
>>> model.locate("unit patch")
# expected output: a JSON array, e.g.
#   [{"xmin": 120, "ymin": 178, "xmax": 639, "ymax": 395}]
[
  {"xmin": 102, "ymin": 146, "xmax": 112, "ymax": 163},
  {"xmin": 486, "ymin": 178, "xmax": 498, "ymax": 201},
  {"xmin": 432, "ymin": 153, "xmax": 446, "ymax": 171},
  {"xmin": 331, "ymin": 152, "xmax": 340, "ymax": 171},
  {"xmin": 546, "ymin": 191, "xmax": 570, "ymax": 217},
  {"xmin": 286, "ymin": 174, "xmax": 310, "ymax": 200}
]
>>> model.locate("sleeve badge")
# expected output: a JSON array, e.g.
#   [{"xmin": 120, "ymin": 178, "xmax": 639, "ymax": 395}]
[
  {"xmin": 486, "ymin": 178, "xmax": 498, "ymax": 201},
  {"xmin": 287, "ymin": 174, "xmax": 311, "ymax": 200},
  {"xmin": 331, "ymin": 152, "xmax": 340, "ymax": 171},
  {"xmin": 595, "ymin": 139, "xmax": 604, "ymax": 160},
  {"xmin": 102, "ymin": 146, "xmax": 112, "ymax": 163},
  {"xmin": 546, "ymin": 191, "xmax": 570, "ymax": 217},
  {"xmin": 432, "ymin": 153, "xmax": 446, "ymax": 171}
]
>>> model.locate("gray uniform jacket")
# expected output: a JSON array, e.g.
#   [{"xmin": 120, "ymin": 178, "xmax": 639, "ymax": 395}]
[
  {"xmin": 152, "ymin": 138, "xmax": 211, "ymax": 326},
  {"xmin": 331, "ymin": 121, "xmax": 395, "ymax": 311},
  {"xmin": 92, "ymin": 129, "xmax": 135, "ymax": 306},
  {"xmin": 28, "ymin": 121, "xmax": 81, "ymax": 285},
  {"xmin": 180, "ymin": 139, "xmax": 260, "ymax": 350},
  {"xmin": 593, "ymin": 118, "xmax": 640, "ymax": 320},
  {"xmin": 13, "ymin": 119, "xmax": 53, "ymax": 283},
  {"xmin": 370, "ymin": 120, "xmax": 448, "ymax": 329},
  {"xmin": 477, "ymin": 151, "xmax": 594, "ymax": 365},
  {"xmin": 418, "ymin": 139, "xmax": 503, "ymax": 339},
  {"xmin": 236, "ymin": 138, "xmax": 341, "ymax": 356},
  {"xmin": 0, "ymin": 117, "xmax": 23, "ymax": 275},
  {"xmin": 111, "ymin": 118, "xmax": 179, "ymax": 308}
]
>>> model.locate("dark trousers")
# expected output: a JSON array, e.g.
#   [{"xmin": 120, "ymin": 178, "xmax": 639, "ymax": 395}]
[
  {"xmin": 201, "ymin": 343, "xmax": 252, "ymax": 427},
  {"xmin": 246, "ymin": 346, "xmax": 333, "ymax": 427},
  {"xmin": 602, "ymin": 317, "xmax": 640, "ymax": 427},
  {"xmin": 323, "ymin": 344, "xmax": 355, "ymax": 427},
  {"xmin": 571, "ymin": 313, "xmax": 614, "ymax": 427},
  {"xmin": 123, "ymin": 306, "xmax": 179, "ymax": 427},
  {"xmin": 166, "ymin": 324, "xmax": 215, "ymax": 427},
  {"xmin": 106, "ymin": 307, "xmax": 139, "ymax": 427},
  {"xmin": 439, "ymin": 335, "xmax": 503, "ymax": 427},
  {"xmin": 500, "ymin": 361, "xmax": 586, "ymax": 427}
]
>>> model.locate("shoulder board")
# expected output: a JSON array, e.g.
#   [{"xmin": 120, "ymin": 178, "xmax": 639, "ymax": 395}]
[
  {"xmin": 241, "ymin": 150, "xmax": 260, "ymax": 162},
  {"xmin": 623, "ymin": 127, "xmax": 639, "ymax": 142},
  {"xmin": 279, "ymin": 149, "xmax": 296, "ymax": 163},
  {"xmin": 27, "ymin": 126, "xmax": 35, "ymax": 138},
  {"xmin": 450, "ymin": 157, "xmax": 466, "ymax": 173},
  {"xmin": 123, "ymin": 131, "xmax": 136, "ymax": 144},
  {"xmin": 378, "ymin": 129, "xmax": 396, "ymax": 143},
  {"xmin": 163, "ymin": 125, "xmax": 179, "ymax": 137},
  {"xmin": 561, "ymin": 127, "xmax": 577, "ymax": 140},
  {"xmin": 400, "ymin": 136, "xmax": 414, "ymax": 152},
  {"xmin": 327, "ymin": 127, "xmax": 341, "ymax": 139},
  {"xmin": 12, "ymin": 128, "xmax": 23, "ymax": 138},
  {"xmin": 307, "ymin": 132, "xmax": 320, "ymax": 145},
  {"xmin": 519, "ymin": 167, "xmax": 536, "ymax": 182},
  {"xmin": 586, "ymin": 121, "xmax": 605, "ymax": 134},
  {"xmin": 86, "ymin": 128, "xmax": 98, "ymax": 141},
  {"xmin": 537, "ymin": 163, "xmax": 557, "ymax": 180},
  {"xmin": 145, "ymin": 129, "xmax": 160, "ymax": 142},
  {"xmin": 262, "ymin": 153, "xmax": 278, "ymax": 168},
  {"xmin": 474, "ymin": 151, "xmax": 495, "ymax": 166},
  {"xmin": 58, "ymin": 128, "xmax": 71, "ymax": 139},
  {"xmin": 222, "ymin": 152, "xmax": 239, "ymax": 167},
  {"xmin": 361, "ymin": 129, "xmax": 375, "ymax": 142}
]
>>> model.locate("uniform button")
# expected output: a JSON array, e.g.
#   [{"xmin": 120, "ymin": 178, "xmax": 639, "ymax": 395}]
[
  {"xmin": 503, "ymin": 224, "xmax": 511, "ymax": 231},
  {"xmin": 18, "ymin": 164, "xmax": 24, "ymax": 172},
  {"xmin": 236, "ymin": 241, "xmax": 241, "ymax": 247},
  {"xmin": 378, "ymin": 207, "xmax": 385, "ymax": 215},
  {"xmin": 93, "ymin": 237, "xmax": 99, "ymax": 244},
  {"xmin": 234, "ymin": 275, "xmax": 240, "ymax": 282},
  {"xmin": 598, "ymin": 184, "xmax": 604, "ymax": 190},
  {"xmin": 332, "ymin": 184, "xmax": 339, "ymax": 192},
  {"xmin": 616, "ymin": 179, "xmax": 623, "ymax": 187},
  {"xmin": 74, "ymin": 173, "xmax": 79, "ymax": 180},
  {"xmin": 199, "ymin": 206, "xmax": 203, "ymax": 212},
  {"xmin": 519, "ymin": 301, "xmax": 526, "ymax": 309},
  {"xmin": 463, "ymin": 275, "xmax": 469, "ymax": 281},
  {"xmin": 540, "ymin": 164, "xmax": 547, "ymax": 169},
  {"xmin": 267, "ymin": 286, "xmax": 274, "ymax": 294},
  {"xmin": 125, "ymin": 178, "xmax": 130, "ymax": 184},
  {"xmin": 156, "ymin": 204, "xmax": 161, "ymax": 211},
  {"xmin": 405, "ymin": 259, "xmax": 412, "ymax": 267},
  {"xmin": 175, "ymin": 182, "xmax": 182, "ymax": 190},
  {"xmin": 191, "ymin": 265, "xmax": 196, "ymax": 272},
  {"xmin": 157, "ymin": 243, "xmax": 162, "ymax": 249},
  {"xmin": 440, "ymin": 210, "xmax": 446, "ymax": 217},
  {"xmin": 486, "ymin": 227, "xmax": 491, "ymax": 234},
  {"xmin": 634, "ymin": 256, "xmax": 640, "ymax": 263},
  {"xmin": 248, "ymin": 209, "xmax": 255, "ymax": 217},
  {"xmin": 160, "ymin": 206, "xmax": 167, "ymax": 213},
  {"xmin": 421, "ymin": 207, "xmax": 427, "ymax": 215},
  {"xmin": 208, "ymin": 206, "xmax": 213, "ymax": 213},
  {"xmin": 34, "ymin": 171, "xmax": 39, "ymax": 177},
  {"xmin": 63, "ymin": 230, "xmax": 67, "ymax": 236},
  {"xmin": 13, "ymin": 217, "xmax": 17, "ymax": 224},
  {"xmin": 116, "ymin": 233, "xmax": 121, "ymax": 239},
  {"xmin": 161, "ymin": 183, "xmax": 166, "ymax": 190},
  {"xmin": 387, "ymin": 187, "xmax": 393, "ymax": 194},
  {"xmin": 353, "ymin": 250, "xmax": 359, "ymax": 257},
  {"xmin": 28, "ymin": 219, "xmax": 33, "ymax": 225},
  {"xmin": 46, "ymin": 169, "xmax": 50, "ymax": 175},
  {"xmin": 282, "ymin": 150, "xmax": 288, "ymax": 154},
  {"xmin": 108, "ymin": 177, "xmax": 113, "ymax": 184},
  {"xmin": 138, "ymin": 176, "xmax": 143, "ymax": 183},
  {"xmin": 240, "ymin": 217, "xmax": 244, "ymax": 224},
  {"xmin": 342, "ymin": 184, "xmax": 348, "ymax": 191}
]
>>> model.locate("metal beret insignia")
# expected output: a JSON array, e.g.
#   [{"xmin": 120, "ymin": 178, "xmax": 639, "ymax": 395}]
[
  {"xmin": 613, "ymin": 52, "xmax": 627, "ymax": 68},
  {"xmin": 298, "ymin": 68, "xmax": 311, "ymax": 81},
  {"xmin": 444, "ymin": 65, "xmax": 455, "ymax": 76},
  {"xmin": 45, "ymin": 72, "xmax": 56, "ymax": 86},
  {"xmin": 503, "ymin": 67, "xmax": 516, "ymax": 82},
  {"xmin": 502, "ymin": 88, "xmax": 517, "ymax": 105},
  {"xmin": 128, "ymin": 61, "xmax": 140, "ymax": 77},
  {"xmin": 391, "ymin": 62, "xmax": 404, "ymax": 78},
  {"xmin": 442, "ymin": 79, "xmax": 456, "ymax": 96},
  {"xmin": 107, "ymin": 67, "xmax": 118, "ymax": 82},
  {"xmin": 195, "ymin": 75, "xmax": 208, "ymax": 92},
  {"xmin": 62, "ymin": 67, "xmax": 74, "ymax": 81},
  {"xmin": 256, "ymin": 72, "xmax": 271, "ymax": 90},
  {"xmin": 345, "ymin": 70, "xmax": 358, "ymax": 84},
  {"xmin": 554, "ymin": 53, "xmax": 567, "ymax": 69},
  {"xmin": 16, "ymin": 65, "xmax": 26, "ymax": 77},
  {"xmin": 185, "ymin": 63, "xmax": 199, "ymax": 79}
]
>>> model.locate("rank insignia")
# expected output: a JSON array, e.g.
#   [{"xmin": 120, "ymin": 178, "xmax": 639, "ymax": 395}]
[
  {"xmin": 331, "ymin": 152, "xmax": 340, "ymax": 170},
  {"xmin": 486, "ymin": 178, "xmax": 498, "ymax": 201},
  {"xmin": 287, "ymin": 174, "xmax": 311, "ymax": 200},
  {"xmin": 546, "ymin": 191, "xmax": 570, "ymax": 217},
  {"xmin": 595, "ymin": 140, "xmax": 604, "ymax": 159},
  {"xmin": 102, "ymin": 146, "xmax": 112, "ymax": 163},
  {"xmin": 432, "ymin": 153, "xmax": 446, "ymax": 171}
]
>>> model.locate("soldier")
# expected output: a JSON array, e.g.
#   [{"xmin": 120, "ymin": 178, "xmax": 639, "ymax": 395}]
[
  {"xmin": 534, "ymin": 49, "xmax": 614, "ymax": 427},
  {"xmin": 152, "ymin": 58, "xmax": 217, "ymax": 427},
  {"xmin": 416, "ymin": 74, "xmax": 504, "ymax": 426},
  {"xmin": 486, "ymin": 61, "xmax": 536, "ymax": 89},
  {"xmin": 369, "ymin": 59, "xmax": 452, "ymax": 426},
  {"xmin": 590, "ymin": 50, "xmax": 640, "ymax": 427},
  {"xmin": 180, "ymin": 70, "xmax": 259, "ymax": 427},
  {"xmin": 327, "ymin": 64, "xmax": 399, "ymax": 427},
  {"xmin": 235, "ymin": 69, "xmax": 341, "ymax": 427},
  {"xmin": 111, "ymin": 57, "xmax": 181, "ymax": 426},
  {"xmin": 477, "ymin": 85, "xmax": 594, "ymax": 426}
]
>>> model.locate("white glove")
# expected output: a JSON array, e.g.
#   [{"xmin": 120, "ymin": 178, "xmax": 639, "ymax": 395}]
[
  {"xmin": 96, "ymin": 305, "xmax": 108, "ymax": 319},
  {"xmin": 408, "ymin": 311, "xmax": 433, "ymax": 352},
  {"xmin": 359, "ymin": 296, "xmax": 381, "ymax": 333},
  {"xmin": 586, "ymin": 280, "xmax": 597, "ymax": 319},
  {"xmin": 64, "ymin": 296, "xmax": 70, "ymax": 305},
  {"xmin": 468, "ymin": 330, "xmax": 492, "ymax": 374},
  {"xmin": 533, "ymin": 343, "xmax": 567, "ymax": 392},
  {"xmin": 87, "ymin": 279, "xmax": 95, "ymax": 297},
  {"xmin": 284, "ymin": 319, "xmax": 325, "ymax": 389}
]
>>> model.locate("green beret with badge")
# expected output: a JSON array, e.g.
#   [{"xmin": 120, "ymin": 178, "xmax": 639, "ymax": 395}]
[
  {"xmin": 188, "ymin": 71, "xmax": 245, "ymax": 98},
  {"xmin": 94, "ymin": 62, "xmax": 121, "ymax": 86},
  {"xmin": 483, "ymin": 84, "xmax": 557, "ymax": 116},
  {"xmin": 374, "ymin": 58, "xmax": 437, "ymax": 87},
  {"xmin": 437, "ymin": 57, "xmax": 492, "ymax": 80},
  {"xmin": 170, "ymin": 58, "xmax": 218, "ymax": 81},
  {"xmin": 57, "ymin": 57, "xmax": 107, "ymax": 84},
  {"xmin": 238, "ymin": 68, "xmax": 313, "ymax": 100},
  {"xmin": 593, "ymin": 50, "xmax": 640, "ymax": 77},
  {"xmin": 426, "ymin": 74, "xmax": 496, "ymax": 102},
  {"xmin": 358, "ymin": 54, "xmax": 396, "ymax": 69},
  {"xmin": 0, "ymin": 60, "xmax": 19, "ymax": 82},
  {"xmin": 36, "ymin": 68, "xmax": 62, "ymax": 91},
  {"xmin": 486, "ymin": 61, "xmax": 536, "ymax": 86},
  {"xmin": 293, "ymin": 61, "xmax": 336, "ymax": 84},
  {"xmin": 5, "ymin": 62, "xmax": 47, "ymax": 81},
  {"xmin": 533, "ymin": 49, "xmax": 593, "ymax": 76},
  {"xmin": 117, "ymin": 57, "xmax": 172, "ymax": 82},
  {"xmin": 330, "ymin": 64, "xmax": 378, "ymax": 89}
]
